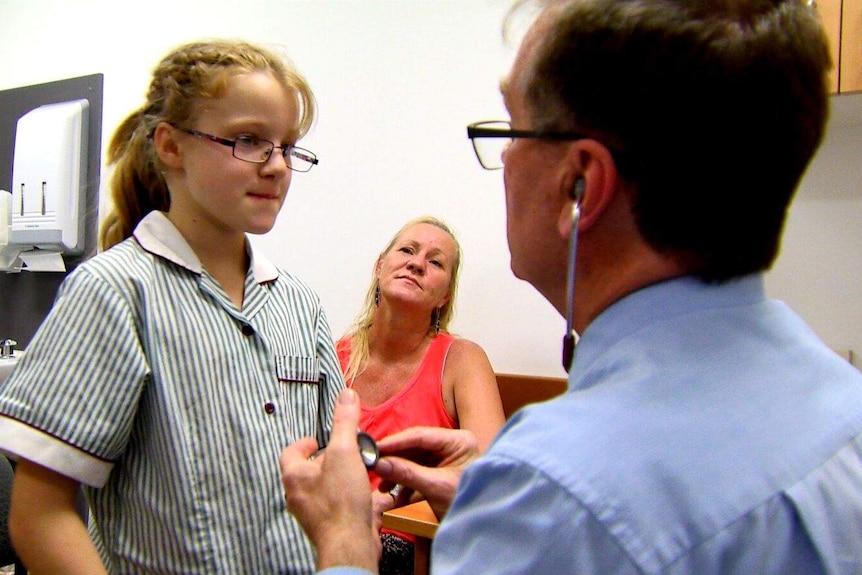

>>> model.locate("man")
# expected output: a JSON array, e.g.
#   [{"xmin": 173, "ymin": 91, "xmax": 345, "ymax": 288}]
[{"xmin": 281, "ymin": 0, "xmax": 862, "ymax": 573}]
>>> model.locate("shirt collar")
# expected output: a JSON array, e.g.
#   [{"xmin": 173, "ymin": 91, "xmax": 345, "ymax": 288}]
[
  {"xmin": 132, "ymin": 211, "xmax": 279, "ymax": 283},
  {"xmin": 570, "ymin": 274, "xmax": 767, "ymax": 383}
]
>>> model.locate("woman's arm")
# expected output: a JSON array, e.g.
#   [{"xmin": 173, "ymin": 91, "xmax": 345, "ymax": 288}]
[
  {"xmin": 443, "ymin": 339, "xmax": 506, "ymax": 452},
  {"xmin": 10, "ymin": 459, "xmax": 107, "ymax": 574}
]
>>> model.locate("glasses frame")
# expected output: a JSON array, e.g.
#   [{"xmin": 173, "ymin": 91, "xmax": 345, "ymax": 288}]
[
  {"xmin": 467, "ymin": 120, "xmax": 598, "ymax": 371},
  {"xmin": 177, "ymin": 127, "xmax": 319, "ymax": 172},
  {"xmin": 467, "ymin": 121, "xmax": 591, "ymax": 170}
]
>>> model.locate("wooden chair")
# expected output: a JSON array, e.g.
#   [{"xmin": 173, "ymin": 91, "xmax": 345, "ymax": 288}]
[
  {"xmin": 495, "ymin": 372, "xmax": 568, "ymax": 418},
  {"xmin": 382, "ymin": 372, "xmax": 568, "ymax": 574}
]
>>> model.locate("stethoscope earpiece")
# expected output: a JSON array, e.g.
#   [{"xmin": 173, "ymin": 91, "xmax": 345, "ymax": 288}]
[{"xmin": 572, "ymin": 178, "xmax": 586, "ymax": 203}]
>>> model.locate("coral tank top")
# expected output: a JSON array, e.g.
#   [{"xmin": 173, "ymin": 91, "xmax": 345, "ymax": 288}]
[{"xmin": 337, "ymin": 333, "xmax": 457, "ymax": 490}]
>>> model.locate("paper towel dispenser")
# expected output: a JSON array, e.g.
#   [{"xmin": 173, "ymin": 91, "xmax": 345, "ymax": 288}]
[{"xmin": 10, "ymin": 99, "xmax": 89, "ymax": 255}]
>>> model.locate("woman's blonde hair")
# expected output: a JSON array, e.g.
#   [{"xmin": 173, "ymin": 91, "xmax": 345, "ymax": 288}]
[
  {"xmin": 99, "ymin": 39, "xmax": 316, "ymax": 250},
  {"xmin": 342, "ymin": 216, "xmax": 462, "ymax": 383}
]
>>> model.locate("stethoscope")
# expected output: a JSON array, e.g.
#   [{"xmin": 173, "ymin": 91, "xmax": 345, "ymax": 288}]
[
  {"xmin": 311, "ymin": 431, "xmax": 380, "ymax": 469},
  {"xmin": 562, "ymin": 178, "xmax": 586, "ymax": 372}
]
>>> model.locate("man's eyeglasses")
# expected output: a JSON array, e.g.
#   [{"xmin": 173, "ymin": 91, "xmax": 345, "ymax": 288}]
[
  {"xmin": 467, "ymin": 120, "xmax": 598, "ymax": 372},
  {"xmin": 466, "ymin": 120, "xmax": 591, "ymax": 170},
  {"xmin": 178, "ymin": 128, "xmax": 319, "ymax": 172}
]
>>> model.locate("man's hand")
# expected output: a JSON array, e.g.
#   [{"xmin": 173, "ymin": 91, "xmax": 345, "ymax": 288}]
[
  {"xmin": 373, "ymin": 426, "xmax": 480, "ymax": 519},
  {"xmin": 280, "ymin": 389, "xmax": 379, "ymax": 572},
  {"xmin": 371, "ymin": 489, "xmax": 397, "ymax": 533}
]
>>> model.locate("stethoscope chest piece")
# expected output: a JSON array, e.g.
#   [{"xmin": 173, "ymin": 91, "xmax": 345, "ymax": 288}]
[{"xmin": 357, "ymin": 431, "xmax": 379, "ymax": 469}]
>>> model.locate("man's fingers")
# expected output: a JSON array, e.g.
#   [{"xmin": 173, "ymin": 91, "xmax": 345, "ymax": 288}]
[
  {"xmin": 376, "ymin": 426, "xmax": 447, "ymax": 455},
  {"xmin": 378, "ymin": 426, "xmax": 475, "ymax": 453},
  {"xmin": 280, "ymin": 439, "xmax": 319, "ymax": 499},
  {"xmin": 280, "ymin": 437, "xmax": 320, "ymax": 471},
  {"xmin": 374, "ymin": 456, "xmax": 434, "ymax": 494},
  {"xmin": 326, "ymin": 388, "xmax": 363, "ymax": 455},
  {"xmin": 371, "ymin": 490, "xmax": 397, "ymax": 533}
]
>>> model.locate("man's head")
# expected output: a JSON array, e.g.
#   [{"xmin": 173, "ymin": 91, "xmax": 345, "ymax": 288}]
[{"xmin": 507, "ymin": 0, "xmax": 832, "ymax": 283}]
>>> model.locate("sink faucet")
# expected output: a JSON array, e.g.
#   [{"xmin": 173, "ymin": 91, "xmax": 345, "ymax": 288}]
[{"xmin": 0, "ymin": 339, "xmax": 17, "ymax": 359}]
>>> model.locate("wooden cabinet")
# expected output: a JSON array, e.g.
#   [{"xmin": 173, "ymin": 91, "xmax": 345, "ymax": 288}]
[
  {"xmin": 817, "ymin": 0, "xmax": 842, "ymax": 92},
  {"xmin": 843, "ymin": 0, "xmax": 862, "ymax": 92},
  {"xmin": 816, "ymin": 0, "xmax": 862, "ymax": 94}
]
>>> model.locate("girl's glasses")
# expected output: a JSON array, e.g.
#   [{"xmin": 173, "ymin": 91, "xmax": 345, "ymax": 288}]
[{"xmin": 178, "ymin": 128, "xmax": 319, "ymax": 172}]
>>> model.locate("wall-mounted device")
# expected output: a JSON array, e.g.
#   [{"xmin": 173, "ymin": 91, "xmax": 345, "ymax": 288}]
[{"xmin": 10, "ymin": 99, "xmax": 89, "ymax": 255}]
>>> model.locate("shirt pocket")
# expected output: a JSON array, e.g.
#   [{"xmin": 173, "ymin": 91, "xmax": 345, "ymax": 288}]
[{"xmin": 275, "ymin": 355, "xmax": 321, "ymax": 385}]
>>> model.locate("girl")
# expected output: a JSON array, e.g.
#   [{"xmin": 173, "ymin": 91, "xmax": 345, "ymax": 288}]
[{"xmin": 0, "ymin": 40, "xmax": 343, "ymax": 574}]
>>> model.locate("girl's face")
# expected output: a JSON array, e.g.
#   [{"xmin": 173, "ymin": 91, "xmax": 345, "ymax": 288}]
[
  {"xmin": 165, "ymin": 70, "xmax": 299, "ymax": 241},
  {"xmin": 376, "ymin": 223, "xmax": 457, "ymax": 313}
]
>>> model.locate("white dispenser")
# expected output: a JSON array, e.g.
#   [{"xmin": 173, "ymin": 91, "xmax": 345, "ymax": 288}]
[
  {"xmin": 0, "ymin": 340, "xmax": 23, "ymax": 385},
  {"xmin": 10, "ymin": 99, "xmax": 89, "ymax": 255}
]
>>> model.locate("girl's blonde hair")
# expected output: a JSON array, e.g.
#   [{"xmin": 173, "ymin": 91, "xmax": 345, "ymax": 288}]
[
  {"xmin": 343, "ymin": 216, "xmax": 462, "ymax": 383},
  {"xmin": 99, "ymin": 39, "xmax": 316, "ymax": 250}
]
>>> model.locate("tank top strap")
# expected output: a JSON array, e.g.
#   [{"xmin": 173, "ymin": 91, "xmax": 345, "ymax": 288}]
[{"xmin": 424, "ymin": 333, "xmax": 456, "ymax": 377}]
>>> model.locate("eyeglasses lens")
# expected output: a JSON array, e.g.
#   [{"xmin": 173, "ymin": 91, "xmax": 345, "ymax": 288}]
[
  {"xmin": 472, "ymin": 121, "xmax": 511, "ymax": 170},
  {"xmin": 232, "ymin": 138, "xmax": 316, "ymax": 172},
  {"xmin": 288, "ymin": 148, "xmax": 317, "ymax": 173},
  {"xmin": 232, "ymin": 138, "xmax": 272, "ymax": 163}
]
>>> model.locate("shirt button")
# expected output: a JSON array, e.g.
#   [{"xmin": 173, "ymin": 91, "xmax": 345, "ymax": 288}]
[
  {"xmin": 264, "ymin": 402, "xmax": 276, "ymax": 415},
  {"xmin": 241, "ymin": 324, "xmax": 254, "ymax": 336}
]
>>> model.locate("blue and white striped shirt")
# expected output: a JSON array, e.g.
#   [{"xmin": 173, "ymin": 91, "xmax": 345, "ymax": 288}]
[{"xmin": 0, "ymin": 211, "xmax": 344, "ymax": 573}]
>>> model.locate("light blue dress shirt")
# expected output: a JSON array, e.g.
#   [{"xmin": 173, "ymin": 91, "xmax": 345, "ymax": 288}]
[{"xmin": 323, "ymin": 274, "xmax": 862, "ymax": 574}]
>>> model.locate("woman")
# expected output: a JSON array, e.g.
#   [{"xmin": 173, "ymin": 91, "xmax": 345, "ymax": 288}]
[{"xmin": 338, "ymin": 216, "xmax": 505, "ymax": 575}]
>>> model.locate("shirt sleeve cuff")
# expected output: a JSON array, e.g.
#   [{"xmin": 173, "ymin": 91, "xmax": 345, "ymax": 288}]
[{"xmin": 0, "ymin": 416, "xmax": 113, "ymax": 487}]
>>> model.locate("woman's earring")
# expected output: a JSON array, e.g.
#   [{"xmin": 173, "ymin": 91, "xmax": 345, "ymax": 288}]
[
  {"xmin": 434, "ymin": 308, "xmax": 441, "ymax": 335},
  {"xmin": 375, "ymin": 285, "xmax": 380, "ymax": 307}
]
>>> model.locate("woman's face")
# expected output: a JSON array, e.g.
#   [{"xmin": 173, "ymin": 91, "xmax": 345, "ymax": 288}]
[{"xmin": 376, "ymin": 223, "xmax": 457, "ymax": 313}]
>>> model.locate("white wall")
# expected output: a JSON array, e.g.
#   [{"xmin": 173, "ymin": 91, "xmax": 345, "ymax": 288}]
[
  {"xmin": 1, "ymin": 0, "xmax": 860, "ymax": 376},
  {"xmin": 765, "ymin": 95, "xmax": 862, "ymax": 363}
]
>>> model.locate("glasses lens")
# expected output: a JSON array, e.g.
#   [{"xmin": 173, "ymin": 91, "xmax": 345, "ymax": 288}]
[
  {"xmin": 471, "ymin": 121, "xmax": 510, "ymax": 170},
  {"xmin": 287, "ymin": 146, "xmax": 318, "ymax": 173},
  {"xmin": 233, "ymin": 136, "xmax": 274, "ymax": 163}
]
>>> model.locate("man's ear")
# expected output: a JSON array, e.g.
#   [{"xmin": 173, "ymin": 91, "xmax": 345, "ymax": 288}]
[
  {"xmin": 153, "ymin": 122, "xmax": 184, "ymax": 169},
  {"xmin": 556, "ymin": 139, "xmax": 620, "ymax": 239}
]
